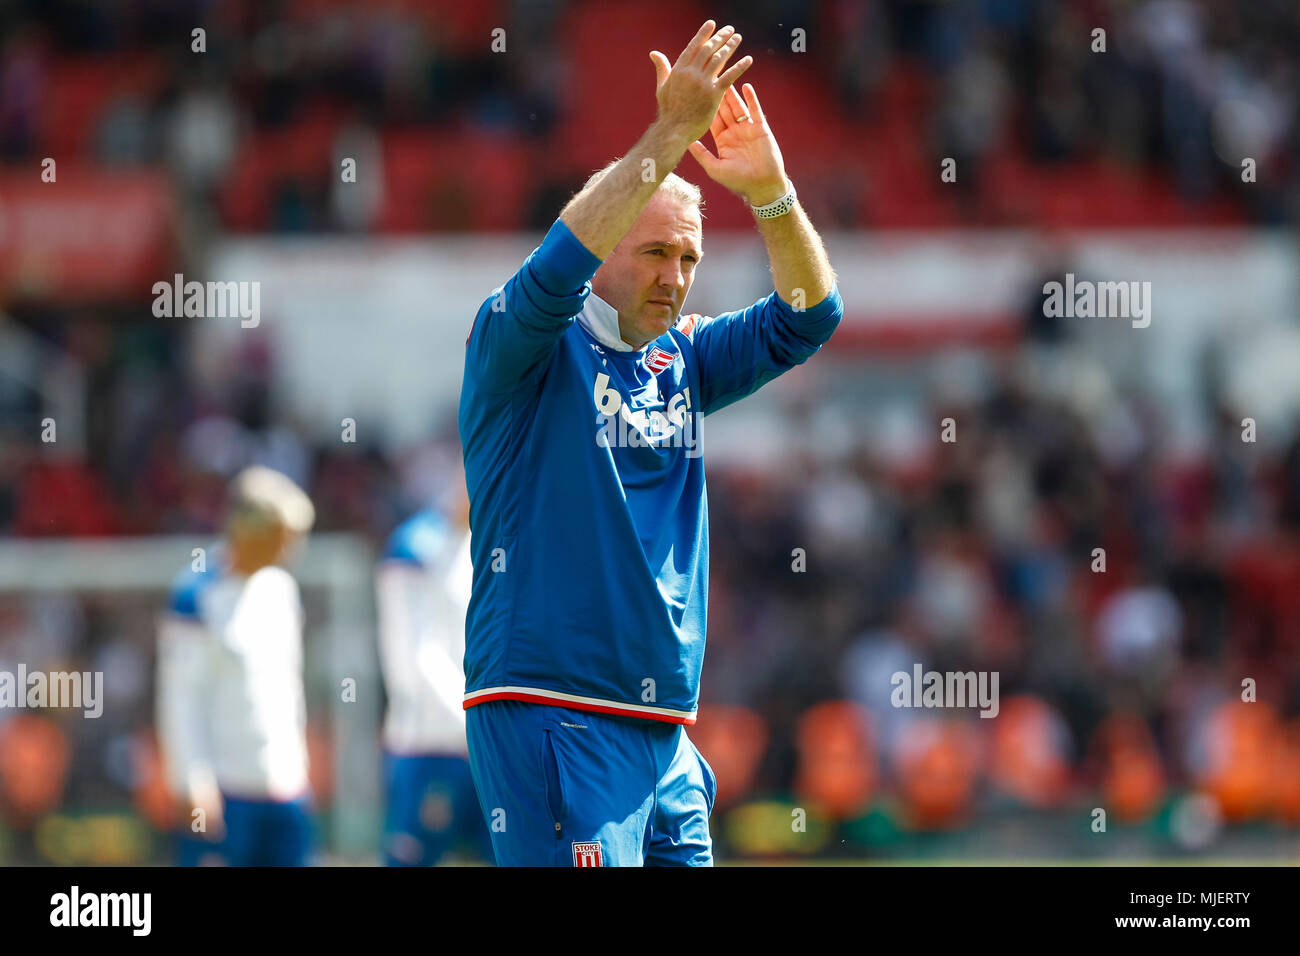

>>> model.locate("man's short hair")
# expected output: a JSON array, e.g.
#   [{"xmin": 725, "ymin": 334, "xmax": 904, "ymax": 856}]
[
  {"xmin": 583, "ymin": 160, "xmax": 704, "ymax": 216},
  {"xmin": 225, "ymin": 466, "xmax": 315, "ymax": 535}
]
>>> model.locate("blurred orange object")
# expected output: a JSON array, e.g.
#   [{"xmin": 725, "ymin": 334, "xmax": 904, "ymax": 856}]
[
  {"xmin": 307, "ymin": 724, "xmax": 334, "ymax": 805},
  {"xmin": 895, "ymin": 718, "xmax": 980, "ymax": 829},
  {"xmin": 1197, "ymin": 700, "xmax": 1280, "ymax": 823},
  {"xmin": 1091, "ymin": 713, "xmax": 1166, "ymax": 823},
  {"xmin": 989, "ymin": 695, "xmax": 1072, "ymax": 808},
  {"xmin": 793, "ymin": 701, "xmax": 876, "ymax": 819},
  {"xmin": 131, "ymin": 731, "xmax": 178, "ymax": 831},
  {"xmin": 689, "ymin": 705, "xmax": 768, "ymax": 811},
  {"xmin": 0, "ymin": 715, "xmax": 71, "ymax": 824},
  {"xmin": 1272, "ymin": 718, "xmax": 1300, "ymax": 824}
]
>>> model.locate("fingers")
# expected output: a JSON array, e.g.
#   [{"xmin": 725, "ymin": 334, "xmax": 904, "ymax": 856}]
[
  {"xmin": 661, "ymin": 19, "xmax": 755, "ymax": 140},
  {"xmin": 705, "ymin": 30, "xmax": 741, "ymax": 76},
  {"xmin": 676, "ymin": 19, "xmax": 716, "ymax": 68},
  {"xmin": 716, "ymin": 84, "xmax": 739, "ymax": 127},
  {"xmin": 709, "ymin": 108, "xmax": 727, "ymax": 144},
  {"xmin": 692, "ymin": 24, "xmax": 736, "ymax": 70},
  {"xmin": 722, "ymin": 84, "xmax": 750, "ymax": 125},
  {"xmin": 649, "ymin": 50, "xmax": 671, "ymax": 88},
  {"xmin": 717, "ymin": 55, "xmax": 754, "ymax": 91},
  {"xmin": 688, "ymin": 139, "xmax": 721, "ymax": 176},
  {"xmin": 741, "ymin": 82, "xmax": 767, "ymax": 125},
  {"xmin": 671, "ymin": 21, "xmax": 751, "ymax": 89}
]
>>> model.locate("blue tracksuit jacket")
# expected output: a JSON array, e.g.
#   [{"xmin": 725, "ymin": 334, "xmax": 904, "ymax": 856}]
[{"xmin": 458, "ymin": 216, "xmax": 842, "ymax": 724}]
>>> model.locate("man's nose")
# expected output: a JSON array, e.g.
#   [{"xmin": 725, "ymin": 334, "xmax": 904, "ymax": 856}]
[{"xmin": 660, "ymin": 263, "xmax": 686, "ymax": 290}]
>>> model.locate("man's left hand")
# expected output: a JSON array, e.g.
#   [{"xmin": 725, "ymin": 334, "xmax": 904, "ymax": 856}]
[{"xmin": 687, "ymin": 82, "xmax": 789, "ymax": 207}]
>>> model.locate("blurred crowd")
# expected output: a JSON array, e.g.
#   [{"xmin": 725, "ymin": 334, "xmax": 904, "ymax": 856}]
[
  {"xmin": 6, "ymin": 287, "xmax": 1300, "ymax": 856},
  {"xmin": 700, "ymin": 333, "xmax": 1300, "ymax": 839},
  {"xmin": 1, "ymin": 0, "xmax": 1297, "ymax": 232}
]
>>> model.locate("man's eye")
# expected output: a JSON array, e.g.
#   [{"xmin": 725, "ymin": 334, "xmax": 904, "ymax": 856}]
[{"xmin": 648, "ymin": 249, "xmax": 664, "ymax": 256}]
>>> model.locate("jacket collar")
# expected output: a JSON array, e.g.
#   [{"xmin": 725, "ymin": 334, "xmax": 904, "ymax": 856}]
[{"xmin": 578, "ymin": 293, "xmax": 637, "ymax": 352}]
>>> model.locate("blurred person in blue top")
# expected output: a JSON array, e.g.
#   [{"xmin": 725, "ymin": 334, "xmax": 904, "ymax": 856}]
[{"xmin": 376, "ymin": 475, "xmax": 491, "ymax": 865}]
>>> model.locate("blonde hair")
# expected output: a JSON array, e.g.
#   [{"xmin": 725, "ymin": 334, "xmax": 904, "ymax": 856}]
[
  {"xmin": 226, "ymin": 466, "xmax": 316, "ymax": 534},
  {"xmin": 582, "ymin": 160, "xmax": 704, "ymax": 215}
]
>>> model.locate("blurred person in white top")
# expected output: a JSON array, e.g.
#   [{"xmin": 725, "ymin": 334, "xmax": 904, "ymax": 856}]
[
  {"xmin": 156, "ymin": 465, "xmax": 316, "ymax": 866},
  {"xmin": 375, "ymin": 476, "xmax": 490, "ymax": 865}
]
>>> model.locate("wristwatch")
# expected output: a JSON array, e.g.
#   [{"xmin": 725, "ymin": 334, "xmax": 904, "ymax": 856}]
[{"xmin": 751, "ymin": 182, "xmax": 797, "ymax": 219}]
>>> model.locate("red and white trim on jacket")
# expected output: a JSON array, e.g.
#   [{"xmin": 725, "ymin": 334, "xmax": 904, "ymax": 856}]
[
  {"xmin": 674, "ymin": 312, "xmax": 701, "ymax": 340},
  {"xmin": 463, "ymin": 687, "xmax": 697, "ymax": 725}
]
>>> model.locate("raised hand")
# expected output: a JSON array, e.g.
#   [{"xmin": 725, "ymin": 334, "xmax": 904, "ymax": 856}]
[
  {"xmin": 688, "ymin": 83, "xmax": 789, "ymax": 207},
  {"xmin": 649, "ymin": 21, "xmax": 753, "ymax": 147}
]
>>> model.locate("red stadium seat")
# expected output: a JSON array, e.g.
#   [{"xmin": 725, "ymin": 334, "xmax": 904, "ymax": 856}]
[
  {"xmin": 690, "ymin": 704, "xmax": 769, "ymax": 811},
  {"xmin": 793, "ymin": 700, "xmax": 877, "ymax": 820}
]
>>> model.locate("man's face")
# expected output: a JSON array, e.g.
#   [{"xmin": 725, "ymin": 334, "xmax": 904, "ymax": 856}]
[
  {"xmin": 229, "ymin": 518, "xmax": 300, "ymax": 572},
  {"xmin": 592, "ymin": 193, "xmax": 703, "ymax": 349}
]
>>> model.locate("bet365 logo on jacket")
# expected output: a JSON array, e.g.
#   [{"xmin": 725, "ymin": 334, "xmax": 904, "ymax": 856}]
[{"xmin": 592, "ymin": 373, "xmax": 700, "ymax": 457}]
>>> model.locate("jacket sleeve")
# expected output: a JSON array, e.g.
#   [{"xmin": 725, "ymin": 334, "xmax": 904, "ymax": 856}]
[
  {"xmin": 688, "ymin": 285, "xmax": 844, "ymax": 415},
  {"xmin": 375, "ymin": 560, "xmax": 431, "ymax": 704},
  {"xmin": 464, "ymin": 217, "xmax": 604, "ymax": 394},
  {"xmin": 155, "ymin": 611, "xmax": 217, "ymax": 800}
]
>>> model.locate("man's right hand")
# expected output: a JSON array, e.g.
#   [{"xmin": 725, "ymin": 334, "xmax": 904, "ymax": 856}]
[
  {"xmin": 560, "ymin": 20, "xmax": 752, "ymax": 259},
  {"xmin": 650, "ymin": 21, "xmax": 752, "ymax": 146}
]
